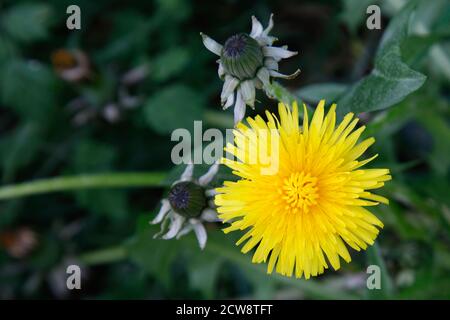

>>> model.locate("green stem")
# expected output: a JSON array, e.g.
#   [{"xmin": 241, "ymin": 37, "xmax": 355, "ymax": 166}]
[
  {"xmin": 79, "ymin": 246, "xmax": 127, "ymax": 266},
  {"xmin": 0, "ymin": 172, "xmax": 167, "ymax": 200},
  {"xmin": 203, "ymin": 110, "xmax": 234, "ymax": 128}
]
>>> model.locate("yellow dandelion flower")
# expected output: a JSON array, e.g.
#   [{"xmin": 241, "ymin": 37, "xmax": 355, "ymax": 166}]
[{"xmin": 215, "ymin": 100, "xmax": 392, "ymax": 279}]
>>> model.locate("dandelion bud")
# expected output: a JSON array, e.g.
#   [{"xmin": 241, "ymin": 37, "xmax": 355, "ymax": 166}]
[
  {"xmin": 221, "ymin": 33, "xmax": 264, "ymax": 80},
  {"xmin": 201, "ymin": 15, "xmax": 300, "ymax": 125},
  {"xmin": 150, "ymin": 163, "xmax": 221, "ymax": 250},
  {"xmin": 168, "ymin": 181, "xmax": 207, "ymax": 218}
]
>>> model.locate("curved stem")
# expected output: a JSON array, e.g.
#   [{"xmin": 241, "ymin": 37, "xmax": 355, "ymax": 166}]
[
  {"xmin": 204, "ymin": 110, "xmax": 234, "ymax": 128},
  {"xmin": 0, "ymin": 172, "xmax": 167, "ymax": 201},
  {"xmin": 79, "ymin": 246, "xmax": 127, "ymax": 266}
]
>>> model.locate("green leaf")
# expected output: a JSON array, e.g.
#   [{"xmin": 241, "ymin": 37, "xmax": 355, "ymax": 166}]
[
  {"xmin": 123, "ymin": 222, "xmax": 361, "ymax": 299},
  {"xmin": 155, "ymin": 0, "xmax": 191, "ymax": 22},
  {"xmin": 204, "ymin": 230, "xmax": 360, "ymax": 299},
  {"xmin": 410, "ymin": 0, "xmax": 450, "ymax": 81},
  {"xmin": 365, "ymin": 243, "xmax": 394, "ymax": 299},
  {"xmin": 186, "ymin": 252, "xmax": 222, "ymax": 299},
  {"xmin": 144, "ymin": 84, "xmax": 204, "ymax": 135},
  {"xmin": 68, "ymin": 140, "xmax": 128, "ymax": 219},
  {"xmin": 340, "ymin": 0, "xmax": 376, "ymax": 33},
  {"xmin": 296, "ymin": 83, "xmax": 349, "ymax": 103},
  {"xmin": 150, "ymin": 47, "xmax": 189, "ymax": 82},
  {"xmin": 29, "ymin": 234, "xmax": 61, "ymax": 270},
  {"xmin": 1, "ymin": 3, "xmax": 53, "ymax": 44},
  {"xmin": 337, "ymin": 2, "xmax": 426, "ymax": 117},
  {"xmin": 243, "ymin": 271, "xmax": 277, "ymax": 299},
  {"xmin": 363, "ymin": 95, "xmax": 417, "ymax": 138},
  {"xmin": 95, "ymin": 12, "xmax": 155, "ymax": 63},
  {"xmin": 0, "ymin": 60, "xmax": 58, "ymax": 122},
  {"xmin": 126, "ymin": 226, "xmax": 182, "ymax": 287},
  {"xmin": 0, "ymin": 35, "xmax": 17, "ymax": 63},
  {"xmin": 401, "ymin": 33, "xmax": 450, "ymax": 65},
  {"xmin": 373, "ymin": 199, "xmax": 427, "ymax": 241},
  {"xmin": 70, "ymin": 140, "xmax": 117, "ymax": 173},
  {"xmin": 0, "ymin": 123, "xmax": 43, "ymax": 183},
  {"xmin": 416, "ymin": 108, "xmax": 450, "ymax": 175},
  {"xmin": 79, "ymin": 190, "xmax": 128, "ymax": 220},
  {"xmin": 128, "ymin": 219, "xmax": 223, "ymax": 297},
  {"xmin": 338, "ymin": 52, "xmax": 426, "ymax": 116}
]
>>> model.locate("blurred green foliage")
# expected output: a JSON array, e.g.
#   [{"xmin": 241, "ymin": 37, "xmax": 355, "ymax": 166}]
[{"xmin": 0, "ymin": 0, "xmax": 449, "ymax": 299}]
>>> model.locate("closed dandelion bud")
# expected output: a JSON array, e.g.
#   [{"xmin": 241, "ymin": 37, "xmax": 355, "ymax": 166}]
[
  {"xmin": 221, "ymin": 33, "xmax": 264, "ymax": 80},
  {"xmin": 168, "ymin": 181, "xmax": 207, "ymax": 218},
  {"xmin": 150, "ymin": 163, "xmax": 221, "ymax": 250},
  {"xmin": 201, "ymin": 15, "xmax": 300, "ymax": 125}
]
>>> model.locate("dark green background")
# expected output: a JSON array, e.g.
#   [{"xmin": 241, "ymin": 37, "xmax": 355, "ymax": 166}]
[{"xmin": 0, "ymin": 0, "xmax": 449, "ymax": 299}]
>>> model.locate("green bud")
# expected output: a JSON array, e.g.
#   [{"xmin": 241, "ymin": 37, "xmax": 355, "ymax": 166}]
[
  {"xmin": 221, "ymin": 33, "xmax": 264, "ymax": 80},
  {"xmin": 168, "ymin": 181, "xmax": 207, "ymax": 218}
]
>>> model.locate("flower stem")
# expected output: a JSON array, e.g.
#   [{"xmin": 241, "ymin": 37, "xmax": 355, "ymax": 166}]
[
  {"xmin": 204, "ymin": 110, "xmax": 234, "ymax": 128},
  {"xmin": 79, "ymin": 246, "xmax": 127, "ymax": 266},
  {"xmin": 0, "ymin": 172, "xmax": 167, "ymax": 200}
]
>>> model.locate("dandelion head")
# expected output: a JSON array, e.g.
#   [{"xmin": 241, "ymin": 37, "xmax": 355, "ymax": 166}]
[
  {"xmin": 200, "ymin": 14, "xmax": 300, "ymax": 125},
  {"xmin": 215, "ymin": 100, "xmax": 392, "ymax": 279}
]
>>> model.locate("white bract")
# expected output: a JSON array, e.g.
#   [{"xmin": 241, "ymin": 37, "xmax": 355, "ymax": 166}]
[{"xmin": 201, "ymin": 14, "xmax": 300, "ymax": 125}]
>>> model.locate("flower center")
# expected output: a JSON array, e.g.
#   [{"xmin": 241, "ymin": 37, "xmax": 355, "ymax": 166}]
[
  {"xmin": 282, "ymin": 172, "xmax": 318, "ymax": 213},
  {"xmin": 223, "ymin": 34, "xmax": 248, "ymax": 57},
  {"xmin": 168, "ymin": 181, "xmax": 207, "ymax": 218},
  {"xmin": 221, "ymin": 33, "xmax": 264, "ymax": 80}
]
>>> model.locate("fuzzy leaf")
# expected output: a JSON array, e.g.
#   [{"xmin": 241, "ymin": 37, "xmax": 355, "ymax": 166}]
[{"xmin": 337, "ymin": 2, "xmax": 426, "ymax": 117}]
